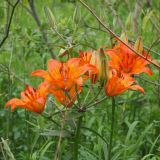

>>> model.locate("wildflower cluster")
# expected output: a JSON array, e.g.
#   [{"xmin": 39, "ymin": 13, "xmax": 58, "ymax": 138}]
[{"xmin": 5, "ymin": 37, "xmax": 156, "ymax": 113}]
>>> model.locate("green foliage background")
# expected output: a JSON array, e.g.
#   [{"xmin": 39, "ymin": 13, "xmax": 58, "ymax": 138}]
[{"xmin": 0, "ymin": 0, "xmax": 160, "ymax": 159}]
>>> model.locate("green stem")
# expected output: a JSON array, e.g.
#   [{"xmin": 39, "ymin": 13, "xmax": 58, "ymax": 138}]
[
  {"xmin": 73, "ymin": 115, "xmax": 83, "ymax": 160},
  {"xmin": 108, "ymin": 97, "xmax": 116, "ymax": 160},
  {"xmin": 53, "ymin": 112, "xmax": 66, "ymax": 160},
  {"xmin": 87, "ymin": 87, "xmax": 102, "ymax": 106}
]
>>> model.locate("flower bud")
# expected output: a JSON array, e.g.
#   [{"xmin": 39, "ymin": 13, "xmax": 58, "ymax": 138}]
[
  {"xmin": 134, "ymin": 36, "xmax": 143, "ymax": 54},
  {"xmin": 90, "ymin": 48, "xmax": 109, "ymax": 86},
  {"xmin": 44, "ymin": 6, "xmax": 56, "ymax": 29},
  {"xmin": 120, "ymin": 33, "xmax": 128, "ymax": 43}
]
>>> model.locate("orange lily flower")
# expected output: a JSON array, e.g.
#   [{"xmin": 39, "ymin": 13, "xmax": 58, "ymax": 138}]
[
  {"xmin": 79, "ymin": 50, "xmax": 97, "ymax": 83},
  {"xmin": 50, "ymin": 84, "xmax": 81, "ymax": 108},
  {"xmin": 5, "ymin": 82, "xmax": 48, "ymax": 113},
  {"xmin": 106, "ymin": 37, "xmax": 154, "ymax": 76},
  {"xmin": 79, "ymin": 50, "xmax": 92, "ymax": 65},
  {"xmin": 31, "ymin": 58, "xmax": 96, "ymax": 107},
  {"xmin": 31, "ymin": 58, "xmax": 95, "ymax": 90},
  {"xmin": 105, "ymin": 69, "xmax": 144, "ymax": 97}
]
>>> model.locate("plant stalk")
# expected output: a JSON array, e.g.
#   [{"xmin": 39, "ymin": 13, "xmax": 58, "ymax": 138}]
[
  {"xmin": 53, "ymin": 112, "xmax": 66, "ymax": 160},
  {"xmin": 73, "ymin": 115, "xmax": 83, "ymax": 160},
  {"xmin": 108, "ymin": 97, "xmax": 116, "ymax": 160}
]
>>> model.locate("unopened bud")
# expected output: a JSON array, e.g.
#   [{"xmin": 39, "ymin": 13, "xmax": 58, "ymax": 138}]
[
  {"xmin": 44, "ymin": 6, "xmax": 56, "ymax": 29},
  {"xmin": 90, "ymin": 49, "xmax": 109, "ymax": 86},
  {"xmin": 134, "ymin": 36, "xmax": 143, "ymax": 54},
  {"xmin": 120, "ymin": 33, "xmax": 128, "ymax": 43},
  {"xmin": 98, "ymin": 48, "xmax": 109, "ymax": 86},
  {"xmin": 73, "ymin": 6, "xmax": 81, "ymax": 25}
]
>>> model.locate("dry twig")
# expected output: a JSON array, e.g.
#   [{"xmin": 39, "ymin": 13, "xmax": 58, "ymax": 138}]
[
  {"xmin": 0, "ymin": 0, "xmax": 20, "ymax": 48},
  {"xmin": 79, "ymin": 0, "xmax": 160, "ymax": 69}
]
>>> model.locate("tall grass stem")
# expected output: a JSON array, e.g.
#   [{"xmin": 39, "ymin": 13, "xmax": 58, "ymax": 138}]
[
  {"xmin": 108, "ymin": 97, "xmax": 115, "ymax": 160},
  {"xmin": 73, "ymin": 115, "xmax": 83, "ymax": 160}
]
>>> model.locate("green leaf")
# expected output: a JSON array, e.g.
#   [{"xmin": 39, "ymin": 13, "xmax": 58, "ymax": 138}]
[
  {"xmin": 1, "ymin": 138, "xmax": 15, "ymax": 160},
  {"xmin": 39, "ymin": 141, "xmax": 54, "ymax": 159},
  {"xmin": 142, "ymin": 10, "xmax": 153, "ymax": 31},
  {"xmin": 125, "ymin": 121, "xmax": 139, "ymax": 144},
  {"xmin": 40, "ymin": 129, "xmax": 71, "ymax": 137}
]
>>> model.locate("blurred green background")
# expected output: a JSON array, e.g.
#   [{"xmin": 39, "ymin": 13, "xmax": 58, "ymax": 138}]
[{"xmin": 0, "ymin": 0, "xmax": 160, "ymax": 159}]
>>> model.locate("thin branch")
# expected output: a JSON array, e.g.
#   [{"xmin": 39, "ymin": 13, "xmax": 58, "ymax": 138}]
[
  {"xmin": 78, "ymin": 0, "xmax": 160, "ymax": 69},
  {"xmin": 105, "ymin": 0, "xmax": 125, "ymax": 30},
  {"xmin": 129, "ymin": 39, "xmax": 160, "ymax": 57},
  {"xmin": 86, "ymin": 96, "xmax": 108, "ymax": 110},
  {"xmin": 135, "ymin": 75, "xmax": 160, "ymax": 86},
  {"xmin": 147, "ymin": 37, "xmax": 160, "ymax": 54},
  {"xmin": 149, "ymin": 18, "xmax": 160, "ymax": 34},
  {"xmin": 0, "ymin": 0, "xmax": 20, "ymax": 48},
  {"xmin": 41, "ymin": 114, "xmax": 60, "ymax": 127},
  {"xmin": 28, "ymin": 0, "xmax": 41, "ymax": 26},
  {"xmin": 83, "ymin": 23, "xmax": 160, "ymax": 56}
]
